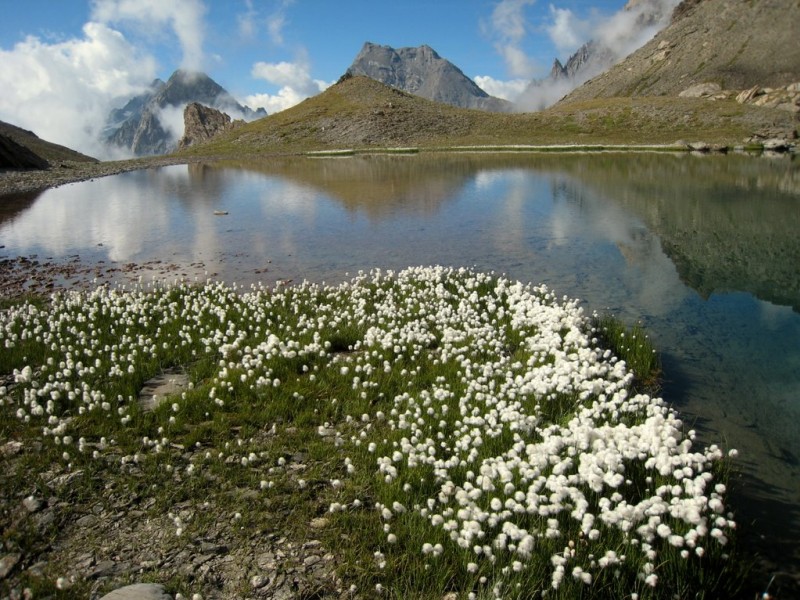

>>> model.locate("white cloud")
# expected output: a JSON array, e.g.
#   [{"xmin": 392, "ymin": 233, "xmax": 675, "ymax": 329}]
[
  {"xmin": 491, "ymin": 0, "xmax": 536, "ymax": 43},
  {"xmin": 486, "ymin": 0, "xmax": 539, "ymax": 79},
  {"xmin": 237, "ymin": 0, "xmax": 258, "ymax": 39},
  {"xmin": 91, "ymin": 0, "xmax": 207, "ymax": 71},
  {"xmin": 0, "ymin": 22, "xmax": 157, "ymax": 158},
  {"xmin": 546, "ymin": 6, "xmax": 590, "ymax": 55},
  {"xmin": 248, "ymin": 51, "xmax": 331, "ymax": 113},
  {"xmin": 156, "ymin": 104, "xmax": 189, "ymax": 144},
  {"xmin": 473, "ymin": 76, "xmax": 529, "ymax": 102},
  {"xmin": 267, "ymin": 0, "xmax": 296, "ymax": 46}
]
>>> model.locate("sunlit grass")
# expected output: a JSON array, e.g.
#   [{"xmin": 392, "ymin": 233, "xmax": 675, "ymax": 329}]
[{"xmin": 0, "ymin": 267, "xmax": 743, "ymax": 598}]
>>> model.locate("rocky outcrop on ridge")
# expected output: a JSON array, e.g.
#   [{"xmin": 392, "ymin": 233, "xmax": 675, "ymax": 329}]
[
  {"xmin": 177, "ymin": 103, "xmax": 243, "ymax": 150},
  {"xmin": 345, "ymin": 42, "xmax": 513, "ymax": 112},
  {"xmin": 559, "ymin": 0, "xmax": 800, "ymax": 103},
  {"xmin": 104, "ymin": 70, "xmax": 266, "ymax": 156}
]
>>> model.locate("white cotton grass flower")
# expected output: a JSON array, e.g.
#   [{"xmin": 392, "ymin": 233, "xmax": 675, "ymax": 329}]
[{"xmin": 0, "ymin": 265, "xmax": 738, "ymax": 598}]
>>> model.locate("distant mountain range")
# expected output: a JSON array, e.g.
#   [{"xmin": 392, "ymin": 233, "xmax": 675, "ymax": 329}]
[
  {"xmin": 345, "ymin": 42, "xmax": 513, "ymax": 112},
  {"xmin": 104, "ymin": 70, "xmax": 266, "ymax": 156}
]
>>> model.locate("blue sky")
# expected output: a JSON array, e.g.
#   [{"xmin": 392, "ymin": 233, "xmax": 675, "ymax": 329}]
[{"xmin": 0, "ymin": 0, "xmax": 664, "ymax": 156}]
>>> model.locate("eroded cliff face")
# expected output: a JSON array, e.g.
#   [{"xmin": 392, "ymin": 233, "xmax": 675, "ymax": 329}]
[{"xmin": 177, "ymin": 103, "xmax": 243, "ymax": 150}]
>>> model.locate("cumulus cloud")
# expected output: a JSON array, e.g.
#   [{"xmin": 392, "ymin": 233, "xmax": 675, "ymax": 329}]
[
  {"xmin": 473, "ymin": 76, "xmax": 529, "ymax": 102},
  {"xmin": 91, "ymin": 0, "xmax": 207, "ymax": 71},
  {"xmin": 247, "ymin": 51, "xmax": 331, "ymax": 113},
  {"xmin": 0, "ymin": 22, "xmax": 157, "ymax": 158},
  {"xmin": 485, "ymin": 0, "xmax": 538, "ymax": 79}
]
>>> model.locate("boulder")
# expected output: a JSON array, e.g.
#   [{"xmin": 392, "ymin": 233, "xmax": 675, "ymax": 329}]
[
  {"xmin": 98, "ymin": 583, "xmax": 172, "ymax": 600},
  {"xmin": 679, "ymin": 82, "xmax": 722, "ymax": 97},
  {"xmin": 736, "ymin": 85, "xmax": 761, "ymax": 104}
]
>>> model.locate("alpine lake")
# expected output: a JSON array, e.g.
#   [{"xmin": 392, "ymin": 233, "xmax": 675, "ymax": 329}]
[{"xmin": 2, "ymin": 151, "xmax": 799, "ymax": 589}]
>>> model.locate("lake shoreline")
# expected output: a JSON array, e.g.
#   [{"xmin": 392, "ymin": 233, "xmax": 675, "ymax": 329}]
[{"xmin": 2, "ymin": 142, "xmax": 794, "ymax": 197}]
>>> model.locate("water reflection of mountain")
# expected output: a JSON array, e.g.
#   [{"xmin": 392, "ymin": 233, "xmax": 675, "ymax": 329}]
[
  {"xmin": 0, "ymin": 189, "xmax": 44, "ymax": 228},
  {"xmin": 209, "ymin": 155, "xmax": 528, "ymax": 221},
  {"xmin": 556, "ymin": 154, "xmax": 800, "ymax": 312}
]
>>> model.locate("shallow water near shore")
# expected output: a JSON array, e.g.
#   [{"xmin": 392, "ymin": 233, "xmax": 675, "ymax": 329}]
[{"xmin": 2, "ymin": 152, "xmax": 799, "ymax": 589}]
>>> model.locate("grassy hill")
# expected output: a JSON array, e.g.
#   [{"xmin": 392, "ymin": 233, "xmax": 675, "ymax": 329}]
[{"xmin": 179, "ymin": 76, "xmax": 797, "ymax": 157}]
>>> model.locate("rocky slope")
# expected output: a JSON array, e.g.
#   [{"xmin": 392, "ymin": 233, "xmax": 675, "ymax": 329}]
[
  {"xmin": 559, "ymin": 0, "xmax": 800, "ymax": 103},
  {"xmin": 105, "ymin": 70, "xmax": 266, "ymax": 156},
  {"xmin": 345, "ymin": 42, "xmax": 512, "ymax": 112}
]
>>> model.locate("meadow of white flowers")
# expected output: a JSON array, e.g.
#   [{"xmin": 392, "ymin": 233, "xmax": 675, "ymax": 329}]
[{"xmin": 0, "ymin": 266, "xmax": 738, "ymax": 598}]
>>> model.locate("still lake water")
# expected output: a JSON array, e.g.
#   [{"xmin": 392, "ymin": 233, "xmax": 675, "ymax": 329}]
[{"xmin": 2, "ymin": 152, "xmax": 799, "ymax": 582}]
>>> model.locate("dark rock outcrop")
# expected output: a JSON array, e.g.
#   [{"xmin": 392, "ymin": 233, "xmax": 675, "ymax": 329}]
[
  {"xmin": 177, "ymin": 103, "xmax": 243, "ymax": 150},
  {"xmin": 346, "ymin": 42, "xmax": 513, "ymax": 112},
  {"xmin": 104, "ymin": 70, "xmax": 266, "ymax": 156}
]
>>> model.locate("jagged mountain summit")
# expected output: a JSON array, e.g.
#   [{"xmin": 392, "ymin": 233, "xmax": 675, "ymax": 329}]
[
  {"xmin": 104, "ymin": 70, "xmax": 266, "ymax": 156},
  {"xmin": 345, "ymin": 42, "xmax": 513, "ymax": 112}
]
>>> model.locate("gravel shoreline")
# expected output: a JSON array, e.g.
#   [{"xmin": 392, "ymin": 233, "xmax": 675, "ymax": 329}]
[{"xmin": 0, "ymin": 157, "xmax": 202, "ymax": 196}]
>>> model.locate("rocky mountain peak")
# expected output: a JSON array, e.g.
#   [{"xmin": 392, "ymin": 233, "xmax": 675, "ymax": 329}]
[
  {"xmin": 104, "ymin": 69, "xmax": 266, "ymax": 156},
  {"xmin": 346, "ymin": 42, "xmax": 512, "ymax": 112}
]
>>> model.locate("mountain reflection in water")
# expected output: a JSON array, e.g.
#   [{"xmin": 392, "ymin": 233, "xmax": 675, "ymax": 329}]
[{"xmin": 1, "ymin": 152, "xmax": 799, "ymax": 587}]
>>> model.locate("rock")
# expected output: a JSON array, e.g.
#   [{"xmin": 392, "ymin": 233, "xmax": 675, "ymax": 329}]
[
  {"xmin": 98, "ymin": 583, "xmax": 172, "ymax": 600},
  {"xmin": 138, "ymin": 368, "xmax": 190, "ymax": 411},
  {"xmin": 762, "ymin": 138, "xmax": 791, "ymax": 152},
  {"xmin": 177, "ymin": 103, "xmax": 243, "ymax": 150},
  {"xmin": 0, "ymin": 553, "xmax": 22, "ymax": 580},
  {"xmin": 22, "ymin": 496, "xmax": 43, "ymax": 513},
  {"xmin": 737, "ymin": 85, "xmax": 762, "ymax": 103},
  {"xmin": 679, "ymin": 82, "xmax": 722, "ymax": 97},
  {"xmin": 0, "ymin": 441, "xmax": 23, "ymax": 456},
  {"xmin": 787, "ymin": 82, "xmax": 800, "ymax": 93}
]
